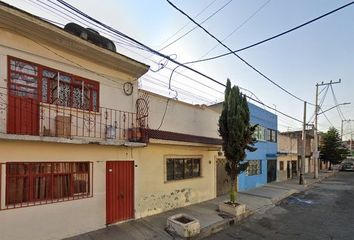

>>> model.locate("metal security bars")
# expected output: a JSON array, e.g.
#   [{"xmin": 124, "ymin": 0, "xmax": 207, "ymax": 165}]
[
  {"xmin": 4, "ymin": 56, "xmax": 148, "ymax": 143},
  {"xmin": 0, "ymin": 162, "xmax": 93, "ymax": 210},
  {"xmin": 4, "ymin": 95, "xmax": 148, "ymax": 143}
]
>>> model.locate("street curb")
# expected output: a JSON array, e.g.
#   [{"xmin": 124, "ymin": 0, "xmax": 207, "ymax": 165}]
[
  {"xmin": 195, "ymin": 171, "xmax": 337, "ymax": 239},
  {"xmin": 194, "ymin": 210, "xmax": 252, "ymax": 240}
]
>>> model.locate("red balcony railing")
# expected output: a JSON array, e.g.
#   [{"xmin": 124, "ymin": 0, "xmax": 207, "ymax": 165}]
[{"xmin": 4, "ymin": 96, "xmax": 148, "ymax": 143}]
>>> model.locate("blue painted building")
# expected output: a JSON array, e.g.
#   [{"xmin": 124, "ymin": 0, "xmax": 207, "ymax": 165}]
[{"xmin": 237, "ymin": 103, "xmax": 278, "ymax": 191}]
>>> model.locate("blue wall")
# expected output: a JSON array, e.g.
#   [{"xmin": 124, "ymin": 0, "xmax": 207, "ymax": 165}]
[{"xmin": 238, "ymin": 102, "xmax": 277, "ymax": 191}]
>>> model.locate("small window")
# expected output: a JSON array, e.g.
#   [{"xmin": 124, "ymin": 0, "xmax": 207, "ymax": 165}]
[
  {"xmin": 280, "ymin": 161, "xmax": 284, "ymax": 170},
  {"xmin": 271, "ymin": 130, "xmax": 277, "ymax": 142},
  {"xmin": 253, "ymin": 126, "xmax": 266, "ymax": 141},
  {"xmin": 265, "ymin": 129, "xmax": 271, "ymax": 141},
  {"xmin": 166, "ymin": 157, "xmax": 201, "ymax": 181},
  {"xmin": 6, "ymin": 162, "xmax": 92, "ymax": 208},
  {"xmin": 247, "ymin": 160, "xmax": 261, "ymax": 176}
]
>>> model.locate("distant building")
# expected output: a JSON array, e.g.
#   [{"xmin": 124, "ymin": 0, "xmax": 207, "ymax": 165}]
[
  {"xmin": 277, "ymin": 132, "xmax": 298, "ymax": 181},
  {"xmin": 280, "ymin": 130, "xmax": 315, "ymax": 174}
]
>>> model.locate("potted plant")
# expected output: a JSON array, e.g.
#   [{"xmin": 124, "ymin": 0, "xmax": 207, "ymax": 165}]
[
  {"xmin": 128, "ymin": 126, "xmax": 142, "ymax": 142},
  {"xmin": 218, "ymin": 79, "xmax": 257, "ymax": 217}
]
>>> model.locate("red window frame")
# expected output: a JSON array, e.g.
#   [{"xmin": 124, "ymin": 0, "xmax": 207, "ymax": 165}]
[
  {"xmin": 8, "ymin": 56, "xmax": 100, "ymax": 112},
  {"xmin": 4, "ymin": 162, "xmax": 93, "ymax": 209},
  {"xmin": 8, "ymin": 57, "xmax": 40, "ymax": 100}
]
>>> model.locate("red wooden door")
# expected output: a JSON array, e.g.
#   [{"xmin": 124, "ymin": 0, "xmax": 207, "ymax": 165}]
[
  {"xmin": 106, "ymin": 161, "xmax": 134, "ymax": 224},
  {"xmin": 7, "ymin": 58, "xmax": 40, "ymax": 135},
  {"xmin": 7, "ymin": 95, "xmax": 39, "ymax": 135}
]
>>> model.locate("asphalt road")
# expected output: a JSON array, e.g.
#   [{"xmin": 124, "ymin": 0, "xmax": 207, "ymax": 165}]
[{"xmin": 206, "ymin": 172, "xmax": 354, "ymax": 240}]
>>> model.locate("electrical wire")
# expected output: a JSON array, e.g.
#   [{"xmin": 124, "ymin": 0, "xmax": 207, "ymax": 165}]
[
  {"xmin": 307, "ymin": 85, "xmax": 330, "ymax": 124},
  {"xmin": 4, "ymin": 1, "xmax": 249, "ymax": 107},
  {"xmin": 159, "ymin": 0, "xmax": 234, "ymax": 51},
  {"xmin": 187, "ymin": 1, "xmax": 354, "ymax": 64},
  {"xmin": 109, "ymin": 30, "xmax": 265, "ymax": 104},
  {"xmin": 166, "ymin": 0, "xmax": 314, "ymax": 106},
  {"xmin": 330, "ymin": 84, "xmax": 346, "ymax": 120},
  {"xmin": 40, "ymin": 0, "xmax": 146, "ymax": 50},
  {"xmin": 53, "ymin": 0, "xmax": 303, "ymax": 123},
  {"xmin": 156, "ymin": 0, "xmax": 218, "ymax": 50},
  {"xmin": 28, "ymin": 0, "xmax": 164, "ymax": 71},
  {"xmin": 0, "ymin": 0, "xmax": 305, "ymax": 128},
  {"xmin": 0, "ymin": 26, "xmax": 130, "ymax": 91},
  {"xmin": 187, "ymin": 0, "xmax": 271, "ymax": 68},
  {"xmin": 319, "ymin": 106, "xmax": 335, "ymax": 128},
  {"xmin": 57, "ymin": 0, "xmax": 262, "ymax": 107},
  {"xmin": 142, "ymin": 76, "xmax": 218, "ymax": 103}
]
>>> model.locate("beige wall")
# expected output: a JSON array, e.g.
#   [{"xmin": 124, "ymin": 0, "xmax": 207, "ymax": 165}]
[
  {"xmin": 278, "ymin": 134, "xmax": 297, "ymax": 154},
  {"xmin": 277, "ymin": 134, "xmax": 298, "ymax": 181},
  {"xmin": 0, "ymin": 12, "xmax": 220, "ymax": 240},
  {"xmin": 0, "ymin": 140, "xmax": 128, "ymax": 240},
  {"xmin": 144, "ymin": 91, "xmax": 220, "ymax": 139},
  {"xmin": 277, "ymin": 155, "xmax": 297, "ymax": 181},
  {"xmin": 297, "ymin": 135, "xmax": 313, "ymax": 158},
  {"xmin": 0, "ymin": 27, "xmax": 140, "ymax": 135},
  {"xmin": 134, "ymin": 143, "xmax": 217, "ymax": 218},
  {"xmin": 0, "ymin": 139, "xmax": 217, "ymax": 240}
]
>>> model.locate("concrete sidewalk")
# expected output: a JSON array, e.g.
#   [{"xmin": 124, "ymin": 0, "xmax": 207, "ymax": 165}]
[{"xmin": 66, "ymin": 170, "xmax": 336, "ymax": 240}]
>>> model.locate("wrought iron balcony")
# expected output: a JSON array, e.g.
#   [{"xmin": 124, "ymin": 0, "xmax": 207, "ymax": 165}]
[{"xmin": 3, "ymin": 97, "xmax": 148, "ymax": 144}]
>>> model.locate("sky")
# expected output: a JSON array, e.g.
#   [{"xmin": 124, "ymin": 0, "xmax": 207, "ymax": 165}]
[{"xmin": 3, "ymin": 0, "xmax": 354, "ymax": 136}]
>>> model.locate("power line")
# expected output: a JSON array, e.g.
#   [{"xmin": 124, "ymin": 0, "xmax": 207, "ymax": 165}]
[
  {"xmin": 1, "ymin": 0, "xmax": 304, "ymax": 126},
  {"xmin": 0, "ymin": 25, "xmax": 129, "ymax": 91},
  {"xmin": 54, "ymin": 0, "xmax": 262, "ymax": 101},
  {"xmin": 142, "ymin": 76, "xmax": 218, "ymax": 103},
  {"xmin": 54, "ymin": 0, "xmax": 303, "ymax": 123},
  {"xmin": 330, "ymin": 84, "xmax": 346, "ymax": 120},
  {"xmin": 307, "ymin": 85, "xmax": 330, "ymax": 124},
  {"xmin": 41, "ymin": 0, "xmax": 145, "ymax": 50},
  {"xmin": 319, "ymin": 106, "xmax": 334, "ymax": 128},
  {"xmin": 55, "ymin": 0, "xmax": 227, "ymax": 88},
  {"xmin": 155, "ymin": 0, "xmax": 218, "ymax": 50},
  {"xmin": 188, "ymin": 0, "xmax": 271, "ymax": 67},
  {"xmin": 111, "ymin": 36, "xmax": 265, "ymax": 105},
  {"xmin": 159, "ymin": 0, "xmax": 233, "ymax": 51},
  {"xmin": 22, "ymin": 1, "xmax": 247, "ymax": 106},
  {"xmin": 166, "ymin": 0, "xmax": 314, "ymax": 105},
  {"xmin": 187, "ymin": 1, "xmax": 354, "ymax": 64},
  {"xmin": 106, "ymin": 24, "xmax": 265, "ymax": 104}
]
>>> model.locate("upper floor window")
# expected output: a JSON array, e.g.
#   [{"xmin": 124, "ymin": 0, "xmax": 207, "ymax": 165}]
[
  {"xmin": 266, "ymin": 129, "xmax": 277, "ymax": 142},
  {"xmin": 254, "ymin": 125, "xmax": 277, "ymax": 143},
  {"xmin": 253, "ymin": 125, "xmax": 266, "ymax": 141},
  {"xmin": 9, "ymin": 57, "xmax": 99, "ymax": 112},
  {"xmin": 9, "ymin": 59, "xmax": 39, "ymax": 99}
]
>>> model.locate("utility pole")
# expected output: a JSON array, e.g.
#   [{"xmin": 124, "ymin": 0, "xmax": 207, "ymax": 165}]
[
  {"xmin": 299, "ymin": 101, "xmax": 306, "ymax": 185},
  {"xmin": 341, "ymin": 119, "xmax": 353, "ymax": 156},
  {"xmin": 349, "ymin": 133, "xmax": 353, "ymax": 156},
  {"xmin": 341, "ymin": 120, "xmax": 344, "ymax": 141},
  {"xmin": 314, "ymin": 80, "xmax": 341, "ymax": 179},
  {"xmin": 314, "ymin": 83, "xmax": 319, "ymax": 178}
]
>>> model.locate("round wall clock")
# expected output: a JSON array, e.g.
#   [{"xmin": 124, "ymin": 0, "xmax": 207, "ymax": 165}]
[{"xmin": 123, "ymin": 82, "xmax": 133, "ymax": 96}]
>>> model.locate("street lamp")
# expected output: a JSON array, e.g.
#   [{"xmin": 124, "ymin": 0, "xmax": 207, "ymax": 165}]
[{"xmin": 318, "ymin": 102, "xmax": 351, "ymax": 115}]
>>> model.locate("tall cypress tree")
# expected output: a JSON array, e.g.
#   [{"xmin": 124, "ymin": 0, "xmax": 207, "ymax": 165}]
[{"xmin": 219, "ymin": 79, "xmax": 257, "ymax": 203}]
